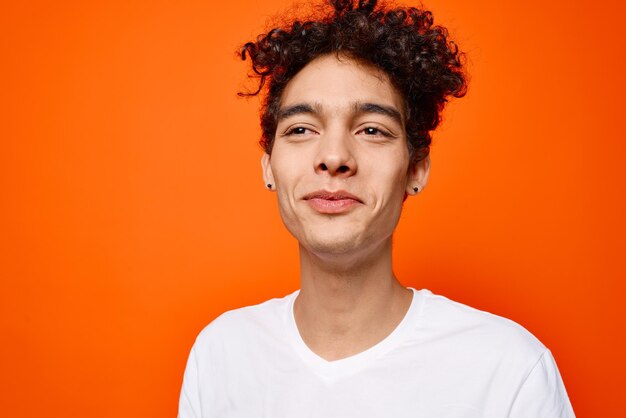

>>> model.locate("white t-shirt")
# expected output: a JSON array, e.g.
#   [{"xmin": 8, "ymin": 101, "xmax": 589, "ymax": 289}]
[{"xmin": 179, "ymin": 289, "xmax": 574, "ymax": 417}]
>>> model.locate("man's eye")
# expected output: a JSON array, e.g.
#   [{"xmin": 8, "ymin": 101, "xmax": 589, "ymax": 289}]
[
  {"xmin": 358, "ymin": 127, "xmax": 390, "ymax": 137},
  {"xmin": 286, "ymin": 127, "xmax": 310, "ymax": 135}
]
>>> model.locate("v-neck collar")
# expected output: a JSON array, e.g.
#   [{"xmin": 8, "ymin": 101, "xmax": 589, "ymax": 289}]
[{"xmin": 285, "ymin": 287, "xmax": 425, "ymax": 381}]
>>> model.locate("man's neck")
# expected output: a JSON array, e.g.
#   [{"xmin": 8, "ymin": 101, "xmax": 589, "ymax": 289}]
[{"xmin": 294, "ymin": 238, "xmax": 413, "ymax": 361}]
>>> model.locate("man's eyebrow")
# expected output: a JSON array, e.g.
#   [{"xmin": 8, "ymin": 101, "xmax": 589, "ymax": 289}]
[
  {"xmin": 277, "ymin": 103, "xmax": 317, "ymax": 121},
  {"xmin": 355, "ymin": 102, "xmax": 403, "ymax": 124},
  {"xmin": 276, "ymin": 102, "xmax": 403, "ymax": 124}
]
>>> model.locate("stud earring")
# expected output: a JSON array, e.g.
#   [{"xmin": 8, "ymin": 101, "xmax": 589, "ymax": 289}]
[
  {"xmin": 413, "ymin": 186, "xmax": 420, "ymax": 193},
  {"xmin": 266, "ymin": 184, "xmax": 272, "ymax": 189}
]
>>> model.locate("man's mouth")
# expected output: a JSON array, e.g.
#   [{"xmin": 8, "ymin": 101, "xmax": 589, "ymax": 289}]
[{"xmin": 303, "ymin": 190, "xmax": 363, "ymax": 214}]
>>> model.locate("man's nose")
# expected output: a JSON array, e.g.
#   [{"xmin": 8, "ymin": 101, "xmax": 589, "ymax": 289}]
[{"xmin": 314, "ymin": 130, "xmax": 357, "ymax": 177}]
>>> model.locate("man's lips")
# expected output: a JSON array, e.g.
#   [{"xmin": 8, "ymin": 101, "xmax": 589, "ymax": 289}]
[{"xmin": 303, "ymin": 190, "xmax": 363, "ymax": 214}]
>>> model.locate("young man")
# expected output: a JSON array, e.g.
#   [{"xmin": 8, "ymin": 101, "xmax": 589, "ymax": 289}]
[{"xmin": 179, "ymin": 1, "xmax": 574, "ymax": 416}]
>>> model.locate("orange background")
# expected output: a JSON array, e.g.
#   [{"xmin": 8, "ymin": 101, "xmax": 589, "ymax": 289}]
[{"xmin": 1, "ymin": 0, "xmax": 625, "ymax": 416}]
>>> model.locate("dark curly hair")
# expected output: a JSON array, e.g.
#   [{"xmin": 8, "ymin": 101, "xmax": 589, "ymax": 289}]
[{"xmin": 240, "ymin": 0, "xmax": 467, "ymax": 163}]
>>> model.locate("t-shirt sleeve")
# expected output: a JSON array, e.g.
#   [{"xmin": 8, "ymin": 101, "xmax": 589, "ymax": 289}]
[
  {"xmin": 508, "ymin": 349, "xmax": 575, "ymax": 418},
  {"xmin": 178, "ymin": 345, "xmax": 201, "ymax": 418}
]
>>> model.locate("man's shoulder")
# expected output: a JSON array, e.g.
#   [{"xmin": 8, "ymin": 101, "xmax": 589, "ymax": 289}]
[
  {"xmin": 416, "ymin": 289, "xmax": 546, "ymax": 359},
  {"xmin": 193, "ymin": 290, "xmax": 297, "ymax": 348}
]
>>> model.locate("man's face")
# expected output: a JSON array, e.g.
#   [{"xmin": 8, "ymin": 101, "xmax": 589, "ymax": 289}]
[{"xmin": 262, "ymin": 54, "xmax": 429, "ymax": 258}]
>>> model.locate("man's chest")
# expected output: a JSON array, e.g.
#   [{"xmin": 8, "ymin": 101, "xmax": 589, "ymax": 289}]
[{"xmin": 202, "ymin": 351, "xmax": 515, "ymax": 418}]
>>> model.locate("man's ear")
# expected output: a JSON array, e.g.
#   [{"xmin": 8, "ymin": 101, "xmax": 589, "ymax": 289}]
[
  {"xmin": 261, "ymin": 153, "xmax": 276, "ymax": 191},
  {"xmin": 406, "ymin": 155, "xmax": 431, "ymax": 195}
]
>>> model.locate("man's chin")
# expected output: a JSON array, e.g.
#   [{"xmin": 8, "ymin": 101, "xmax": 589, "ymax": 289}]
[{"xmin": 300, "ymin": 231, "xmax": 367, "ymax": 257}]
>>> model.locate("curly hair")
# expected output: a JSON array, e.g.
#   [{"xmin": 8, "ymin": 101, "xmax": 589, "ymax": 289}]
[{"xmin": 240, "ymin": 0, "xmax": 467, "ymax": 163}]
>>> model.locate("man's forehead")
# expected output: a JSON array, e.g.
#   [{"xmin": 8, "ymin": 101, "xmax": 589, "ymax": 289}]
[{"xmin": 278, "ymin": 54, "xmax": 405, "ymax": 115}]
